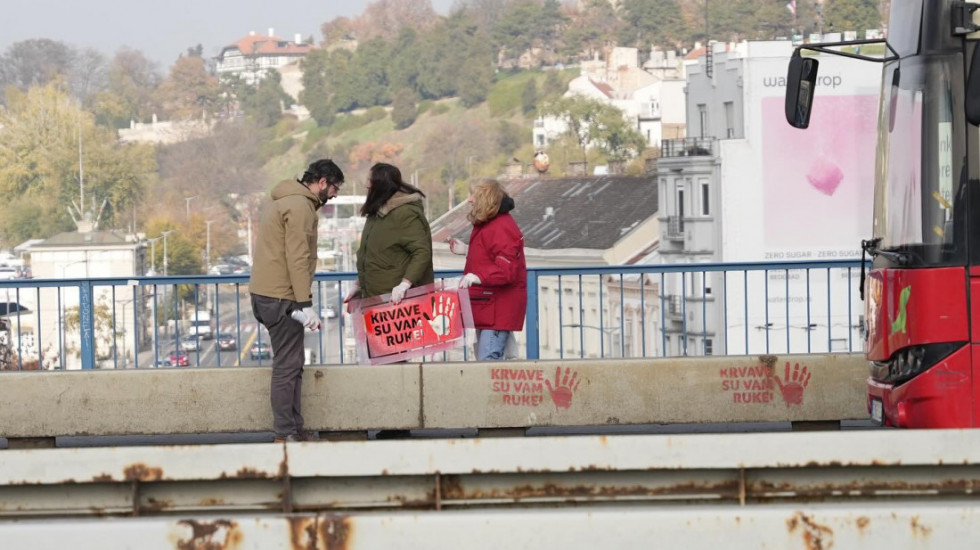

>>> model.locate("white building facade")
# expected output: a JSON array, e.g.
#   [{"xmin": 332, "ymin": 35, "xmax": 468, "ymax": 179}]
[
  {"xmin": 533, "ymin": 47, "xmax": 687, "ymax": 151},
  {"xmin": 657, "ymin": 40, "xmax": 882, "ymax": 357}
]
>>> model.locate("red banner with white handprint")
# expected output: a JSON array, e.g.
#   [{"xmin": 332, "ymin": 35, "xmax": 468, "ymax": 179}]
[{"xmin": 349, "ymin": 280, "xmax": 474, "ymax": 365}]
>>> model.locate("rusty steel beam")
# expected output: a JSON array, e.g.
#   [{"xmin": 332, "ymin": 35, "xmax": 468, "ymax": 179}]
[
  {"xmin": 0, "ymin": 504, "xmax": 978, "ymax": 549},
  {"xmin": 1, "ymin": 431, "xmax": 980, "ymax": 518}
]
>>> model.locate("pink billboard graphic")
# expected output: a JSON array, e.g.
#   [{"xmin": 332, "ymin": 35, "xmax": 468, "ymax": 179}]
[{"xmin": 762, "ymin": 95, "xmax": 879, "ymax": 255}]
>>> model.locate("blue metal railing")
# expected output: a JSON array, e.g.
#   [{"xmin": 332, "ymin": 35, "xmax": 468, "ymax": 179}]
[{"xmin": 0, "ymin": 260, "xmax": 865, "ymax": 371}]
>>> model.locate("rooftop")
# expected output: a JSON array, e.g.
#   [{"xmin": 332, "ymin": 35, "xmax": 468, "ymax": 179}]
[{"xmin": 431, "ymin": 175, "xmax": 658, "ymax": 250}]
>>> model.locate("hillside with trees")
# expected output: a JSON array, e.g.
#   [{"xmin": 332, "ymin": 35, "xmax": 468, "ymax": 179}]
[{"xmin": 0, "ymin": 0, "xmax": 886, "ymax": 258}]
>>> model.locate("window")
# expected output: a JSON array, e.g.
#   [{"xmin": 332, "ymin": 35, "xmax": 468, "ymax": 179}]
[
  {"xmin": 698, "ymin": 104, "xmax": 708, "ymax": 137},
  {"xmin": 701, "ymin": 179, "xmax": 710, "ymax": 216},
  {"xmin": 705, "ymin": 338, "xmax": 714, "ymax": 355},
  {"xmin": 724, "ymin": 101, "xmax": 735, "ymax": 138}
]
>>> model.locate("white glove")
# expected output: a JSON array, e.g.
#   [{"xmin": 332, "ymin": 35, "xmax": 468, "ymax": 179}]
[
  {"xmin": 343, "ymin": 280, "xmax": 360, "ymax": 303},
  {"xmin": 459, "ymin": 273, "xmax": 481, "ymax": 288},
  {"xmin": 297, "ymin": 306, "xmax": 321, "ymax": 331},
  {"xmin": 390, "ymin": 279, "xmax": 412, "ymax": 304},
  {"xmin": 448, "ymin": 238, "xmax": 468, "ymax": 256}
]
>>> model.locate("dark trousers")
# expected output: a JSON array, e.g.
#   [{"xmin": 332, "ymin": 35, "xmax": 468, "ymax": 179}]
[{"xmin": 251, "ymin": 294, "xmax": 306, "ymax": 438}]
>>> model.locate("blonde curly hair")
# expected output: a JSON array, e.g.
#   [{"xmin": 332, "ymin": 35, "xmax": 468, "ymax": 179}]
[{"xmin": 467, "ymin": 179, "xmax": 507, "ymax": 225}]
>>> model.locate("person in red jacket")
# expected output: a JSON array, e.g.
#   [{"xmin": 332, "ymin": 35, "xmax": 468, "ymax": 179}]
[{"xmin": 449, "ymin": 179, "xmax": 527, "ymax": 360}]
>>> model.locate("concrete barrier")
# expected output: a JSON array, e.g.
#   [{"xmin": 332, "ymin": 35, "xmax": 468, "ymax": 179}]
[{"xmin": 0, "ymin": 354, "xmax": 869, "ymax": 439}]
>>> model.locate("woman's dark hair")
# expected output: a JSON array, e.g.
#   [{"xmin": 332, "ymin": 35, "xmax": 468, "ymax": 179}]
[
  {"xmin": 360, "ymin": 163, "xmax": 425, "ymax": 216},
  {"xmin": 298, "ymin": 158, "xmax": 345, "ymax": 186}
]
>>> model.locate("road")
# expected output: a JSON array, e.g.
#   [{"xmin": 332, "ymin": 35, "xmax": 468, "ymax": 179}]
[{"xmin": 137, "ymin": 281, "xmax": 348, "ymax": 368}]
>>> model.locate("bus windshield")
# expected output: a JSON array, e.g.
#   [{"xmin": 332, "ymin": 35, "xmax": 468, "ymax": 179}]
[{"xmin": 871, "ymin": 0, "xmax": 966, "ymax": 267}]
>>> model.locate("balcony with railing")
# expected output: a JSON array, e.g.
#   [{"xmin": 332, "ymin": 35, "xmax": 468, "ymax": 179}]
[
  {"xmin": 666, "ymin": 216, "xmax": 685, "ymax": 241},
  {"xmin": 660, "ymin": 137, "xmax": 716, "ymax": 158}
]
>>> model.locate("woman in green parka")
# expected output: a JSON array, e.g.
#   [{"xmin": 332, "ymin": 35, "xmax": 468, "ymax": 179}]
[{"xmin": 345, "ymin": 162, "xmax": 434, "ymax": 307}]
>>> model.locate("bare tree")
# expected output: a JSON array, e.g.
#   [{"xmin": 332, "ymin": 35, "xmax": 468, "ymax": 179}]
[{"xmin": 353, "ymin": 0, "xmax": 441, "ymax": 40}]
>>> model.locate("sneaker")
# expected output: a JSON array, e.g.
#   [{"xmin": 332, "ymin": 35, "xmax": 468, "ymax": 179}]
[
  {"xmin": 375, "ymin": 429, "xmax": 412, "ymax": 440},
  {"xmin": 273, "ymin": 434, "xmax": 302, "ymax": 443},
  {"xmin": 298, "ymin": 430, "xmax": 320, "ymax": 442}
]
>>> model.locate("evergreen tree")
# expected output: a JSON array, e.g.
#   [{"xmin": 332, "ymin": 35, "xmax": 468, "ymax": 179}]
[
  {"xmin": 619, "ymin": 0, "xmax": 685, "ymax": 47},
  {"xmin": 521, "ymin": 78, "xmax": 538, "ymax": 115},
  {"xmin": 391, "ymin": 88, "xmax": 418, "ymax": 129},
  {"xmin": 823, "ymin": 0, "xmax": 882, "ymax": 34}
]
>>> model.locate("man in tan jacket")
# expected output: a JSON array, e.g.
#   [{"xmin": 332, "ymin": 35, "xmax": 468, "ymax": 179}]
[{"xmin": 249, "ymin": 159, "xmax": 344, "ymax": 443}]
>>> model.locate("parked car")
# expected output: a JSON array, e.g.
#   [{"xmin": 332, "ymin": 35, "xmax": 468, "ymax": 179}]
[
  {"xmin": 0, "ymin": 267, "xmax": 17, "ymax": 280},
  {"xmin": 217, "ymin": 333, "xmax": 237, "ymax": 351},
  {"xmin": 250, "ymin": 342, "xmax": 272, "ymax": 360},
  {"xmin": 167, "ymin": 350, "xmax": 190, "ymax": 367},
  {"xmin": 320, "ymin": 305, "xmax": 337, "ymax": 319},
  {"xmin": 179, "ymin": 335, "xmax": 200, "ymax": 352}
]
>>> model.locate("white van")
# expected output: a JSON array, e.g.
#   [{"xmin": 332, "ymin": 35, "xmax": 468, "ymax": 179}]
[{"xmin": 186, "ymin": 310, "xmax": 214, "ymax": 340}]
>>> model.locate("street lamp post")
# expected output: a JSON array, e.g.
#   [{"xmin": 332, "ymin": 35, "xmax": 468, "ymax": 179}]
[
  {"xmin": 184, "ymin": 195, "xmax": 199, "ymax": 220},
  {"xmin": 161, "ymin": 230, "xmax": 175, "ymax": 276},
  {"xmin": 205, "ymin": 220, "xmax": 215, "ymax": 273},
  {"xmin": 146, "ymin": 237, "xmax": 161, "ymax": 275}
]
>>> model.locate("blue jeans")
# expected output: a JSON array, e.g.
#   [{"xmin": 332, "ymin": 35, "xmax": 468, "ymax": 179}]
[{"xmin": 477, "ymin": 329, "xmax": 509, "ymax": 361}]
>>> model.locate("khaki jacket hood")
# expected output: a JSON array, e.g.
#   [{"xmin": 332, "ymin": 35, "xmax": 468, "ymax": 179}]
[
  {"xmin": 355, "ymin": 192, "xmax": 434, "ymax": 298},
  {"xmin": 378, "ymin": 192, "xmax": 424, "ymax": 217},
  {"xmin": 272, "ymin": 179, "xmax": 323, "ymax": 207}
]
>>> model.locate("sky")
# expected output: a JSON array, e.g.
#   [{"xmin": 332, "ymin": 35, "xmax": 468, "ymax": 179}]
[{"xmin": 0, "ymin": 0, "xmax": 457, "ymax": 68}]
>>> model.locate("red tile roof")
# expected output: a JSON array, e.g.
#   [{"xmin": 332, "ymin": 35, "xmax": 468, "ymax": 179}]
[
  {"xmin": 221, "ymin": 34, "xmax": 312, "ymax": 58},
  {"xmin": 684, "ymin": 46, "xmax": 707, "ymax": 60},
  {"xmin": 590, "ymin": 79, "xmax": 615, "ymax": 98}
]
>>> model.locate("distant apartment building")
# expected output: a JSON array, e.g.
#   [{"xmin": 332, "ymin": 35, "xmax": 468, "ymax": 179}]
[
  {"xmin": 656, "ymin": 40, "xmax": 881, "ymax": 357},
  {"xmin": 117, "ymin": 113, "xmax": 212, "ymax": 145},
  {"xmin": 24, "ymin": 219, "xmax": 147, "ymax": 370},
  {"xmin": 534, "ymin": 47, "xmax": 686, "ymax": 151},
  {"xmin": 215, "ymin": 29, "xmax": 313, "ymax": 86}
]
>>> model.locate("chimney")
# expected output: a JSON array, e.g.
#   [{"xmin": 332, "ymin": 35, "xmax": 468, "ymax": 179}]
[
  {"xmin": 645, "ymin": 157, "xmax": 658, "ymax": 174},
  {"xmin": 608, "ymin": 160, "xmax": 626, "ymax": 175},
  {"xmin": 544, "ymin": 207, "xmax": 554, "ymax": 221},
  {"xmin": 503, "ymin": 162, "xmax": 523, "ymax": 179},
  {"xmin": 249, "ymin": 30, "xmax": 256, "ymax": 36},
  {"xmin": 268, "ymin": 27, "xmax": 275, "ymax": 38},
  {"xmin": 295, "ymin": 33, "xmax": 302, "ymax": 45},
  {"xmin": 568, "ymin": 161, "xmax": 587, "ymax": 176}
]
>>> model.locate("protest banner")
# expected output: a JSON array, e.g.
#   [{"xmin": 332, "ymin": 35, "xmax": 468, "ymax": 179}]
[{"xmin": 349, "ymin": 280, "xmax": 474, "ymax": 365}]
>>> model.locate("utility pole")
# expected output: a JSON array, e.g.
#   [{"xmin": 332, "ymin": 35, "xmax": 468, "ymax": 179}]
[
  {"xmin": 78, "ymin": 117, "xmax": 85, "ymax": 216},
  {"xmin": 246, "ymin": 210, "xmax": 253, "ymax": 263},
  {"xmin": 147, "ymin": 237, "xmax": 161, "ymax": 274},
  {"xmin": 161, "ymin": 230, "xmax": 175, "ymax": 276},
  {"xmin": 184, "ymin": 195, "xmax": 199, "ymax": 220},
  {"xmin": 205, "ymin": 220, "xmax": 214, "ymax": 273}
]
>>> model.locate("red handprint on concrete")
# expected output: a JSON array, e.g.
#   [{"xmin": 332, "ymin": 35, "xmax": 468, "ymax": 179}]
[
  {"xmin": 545, "ymin": 366, "xmax": 582, "ymax": 409},
  {"xmin": 423, "ymin": 293, "xmax": 458, "ymax": 340},
  {"xmin": 775, "ymin": 362, "xmax": 811, "ymax": 406}
]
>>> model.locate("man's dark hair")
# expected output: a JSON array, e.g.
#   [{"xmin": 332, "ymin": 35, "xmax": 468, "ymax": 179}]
[
  {"xmin": 360, "ymin": 163, "xmax": 425, "ymax": 217},
  {"xmin": 298, "ymin": 159, "xmax": 345, "ymax": 186}
]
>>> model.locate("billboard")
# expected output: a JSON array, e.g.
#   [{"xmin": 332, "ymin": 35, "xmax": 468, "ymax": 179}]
[{"xmin": 761, "ymin": 94, "xmax": 879, "ymax": 259}]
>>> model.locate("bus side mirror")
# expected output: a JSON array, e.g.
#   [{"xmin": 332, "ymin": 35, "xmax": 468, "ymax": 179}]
[
  {"xmin": 966, "ymin": 48, "xmax": 980, "ymax": 125},
  {"xmin": 785, "ymin": 51, "xmax": 819, "ymax": 129}
]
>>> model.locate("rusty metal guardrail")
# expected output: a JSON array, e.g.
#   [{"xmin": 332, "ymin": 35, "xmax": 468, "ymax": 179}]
[{"xmin": 1, "ymin": 430, "xmax": 979, "ymax": 548}]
